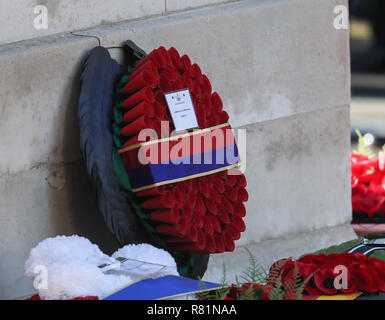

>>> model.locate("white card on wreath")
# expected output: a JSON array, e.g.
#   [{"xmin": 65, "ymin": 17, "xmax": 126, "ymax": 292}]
[{"xmin": 164, "ymin": 89, "xmax": 199, "ymax": 132}]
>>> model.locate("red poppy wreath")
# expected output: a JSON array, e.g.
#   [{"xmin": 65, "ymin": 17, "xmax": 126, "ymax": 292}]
[
  {"xmin": 351, "ymin": 152, "xmax": 385, "ymax": 218},
  {"xmin": 112, "ymin": 46, "xmax": 248, "ymax": 260},
  {"xmin": 270, "ymin": 253, "xmax": 385, "ymax": 297}
]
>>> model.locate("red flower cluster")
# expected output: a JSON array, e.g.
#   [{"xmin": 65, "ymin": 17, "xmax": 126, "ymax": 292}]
[
  {"xmin": 117, "ymin": 47, "xmax": 248, "ymax": 253},
  {"xmin": 224, "ymin": 283, "xmax": 273, "ymax": 300},
  {"xmin": 351, "ymin": 152, "xmax": 385, "ymax": 216},
  {"xmin": 271, "ymin": 253, "xmax": 385, "ymax": 296},
  {"xmin": 118, "ymin": 46, "xmax": 229, "ymax": 142}
]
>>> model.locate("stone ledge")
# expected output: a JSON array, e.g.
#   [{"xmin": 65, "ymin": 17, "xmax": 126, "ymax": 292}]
[
  {"xmin": 165, "ymin": 0, "xmax": 239, "ymax": 13},
  {"xmin": 0, "ymin": 0, "xmax": 166, "ymax": 46}
]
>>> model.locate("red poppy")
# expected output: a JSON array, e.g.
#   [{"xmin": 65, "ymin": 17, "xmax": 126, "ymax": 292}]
[
  {"xmin": 274, "ymin": 253, "xmax": 385, "ymax": 297},
  {"xmin": 313, "ymin": 265, "xmax": 338, "ymax": 295}
]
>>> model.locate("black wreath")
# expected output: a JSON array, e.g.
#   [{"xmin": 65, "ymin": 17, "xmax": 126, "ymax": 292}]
[{"xmin": 78, "ymin": 41, "xmax": 209, "ymax": 278}]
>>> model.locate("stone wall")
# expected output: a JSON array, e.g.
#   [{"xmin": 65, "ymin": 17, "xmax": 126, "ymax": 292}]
[
  {"xmin": 0, "ymin": 0, "xmax": 238, "ymax": 45},
  {"xmin": 0, "ymin": 0, "xmax": 355, "ymax": 299}
]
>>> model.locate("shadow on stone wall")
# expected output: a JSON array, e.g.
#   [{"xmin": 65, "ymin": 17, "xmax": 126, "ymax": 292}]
[{"xmin": 46, "ymin": 48, "xmax": 121, "ymax": 255}]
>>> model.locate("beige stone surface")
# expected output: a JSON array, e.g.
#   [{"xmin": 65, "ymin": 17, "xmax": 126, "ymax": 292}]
[
  {"xmin": 0, "ymin": 0, "xmax": 353, "ymax": 299},
  {"xmin": 238, "ymin": 105, "xmax": 352, "ymax": 246},
  {"xmin": 0, "ymin": 0, "xmax": 166, "ymax": 45}
]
